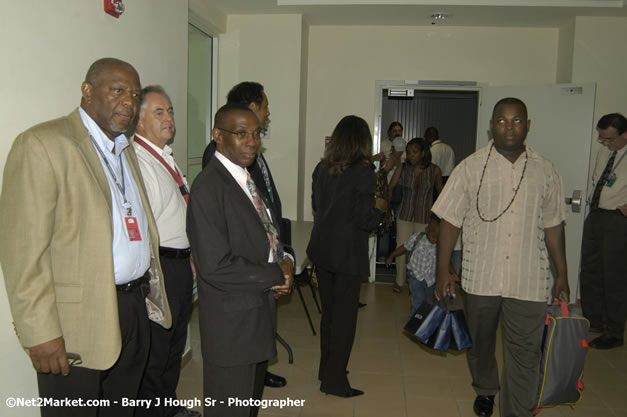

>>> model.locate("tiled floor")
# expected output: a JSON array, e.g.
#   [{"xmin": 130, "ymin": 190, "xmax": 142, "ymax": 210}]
[{"xmin": 178, "ymin": 282, "xmax": 627, "ymax": 417}]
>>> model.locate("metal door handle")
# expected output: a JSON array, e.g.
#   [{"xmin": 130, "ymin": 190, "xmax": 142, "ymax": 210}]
[{"xmin": 565, "ymin": 190, "xmax": 582, "ymax": 213}]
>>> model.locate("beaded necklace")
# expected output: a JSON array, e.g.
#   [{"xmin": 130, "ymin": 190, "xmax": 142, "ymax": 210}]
[{"xmin": 476, "ymin": 143, "xmax": 528, "ymax": 223}]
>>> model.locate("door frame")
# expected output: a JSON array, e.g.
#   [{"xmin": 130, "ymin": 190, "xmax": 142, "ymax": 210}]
[{"xmin": 371, "ymin": 80, "xmax": 486, "ymax": 282}]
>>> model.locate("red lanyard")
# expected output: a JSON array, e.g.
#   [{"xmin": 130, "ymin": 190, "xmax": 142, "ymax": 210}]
[{"xmin": 134, "ymin": 136, "xmax": 189, "ymax": 204}]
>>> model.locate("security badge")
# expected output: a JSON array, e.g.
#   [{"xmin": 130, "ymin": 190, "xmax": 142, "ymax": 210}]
[
  {"xmin": 606, "ymin": 173, "xmax": 617, "ymax": 187},
  {"xmin": 125, "ymin": 216, "xmax": 142, "ymax": 241}
]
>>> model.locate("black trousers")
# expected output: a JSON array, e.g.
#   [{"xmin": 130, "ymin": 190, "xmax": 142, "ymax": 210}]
[
  {"xmin": 580, "ymin": 209, "xmax": 627, "ymax": 338},
  {"xmin": 203, "ymin": 360, "xmax": 267, "ymax": 417},
  {"xmin": 137, "ymin": 256, "xmax": 194, "ymax": 417},
  {"xmin": 316, "ymin": 267, "xmax": 361, "ymax": 395},
  {"xmin": 37, "ymin": 285, "xmax": 151, "ymax": 417}
]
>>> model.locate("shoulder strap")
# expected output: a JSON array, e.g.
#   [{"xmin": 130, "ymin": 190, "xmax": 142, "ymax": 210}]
[
  {"xmin": 134, "ymin": 136, "xmax": 189, "ymax": 204},
  {"xmin": 408, "ymin": 232, "xmax": 426, "ymax": 257}
]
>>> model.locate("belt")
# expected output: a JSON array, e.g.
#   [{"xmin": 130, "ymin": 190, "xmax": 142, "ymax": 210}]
[
  {"xmin": 159, "ymin": 246, "xmax": 191, "ymax": 259},
  {"xmin": 116, "ymin": 272, "xmax": 150, "ymax": 292}
]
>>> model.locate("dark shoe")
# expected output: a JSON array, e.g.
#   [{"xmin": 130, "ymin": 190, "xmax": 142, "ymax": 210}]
[
  {"xmin": 473, "ymin": 395, "xmax": 495, "ymax": 417},
  {"xmin": 173, "ymin": 408, "xmax": 202, "ymax": 417},
  {"xmin": 358, "ymin": 302, "xmax": 367, "ymax": 308},
  {"xmin": 264, "ymin": 371, "xmax": 287, "ymax": 387},
  {"xmin": 589, "ymin": 335, "xmax": 624, "ymax": 350},
  {"xmin": 346, "ymin": 388, "xmax": 364, "ymax": 397},
  {"xmin": 321, "ymin": 387, "xmax": 364, "ymax": 397}
]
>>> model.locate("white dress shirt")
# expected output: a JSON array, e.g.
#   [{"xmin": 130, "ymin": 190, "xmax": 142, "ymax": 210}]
[
  {"xmin": 430, "ymin": 139, "xmax": 456, "ymax": 177},
  {"xmin": 214, "ymin": 151, "xmax": 277, "ymax": 262},
  {"xmin": 133, "ymin": 134, "xmax": 189, "ymax": 249},
  {"xmin": 589, "ymin": 144, "xmax": 627, "ymax": 210}
]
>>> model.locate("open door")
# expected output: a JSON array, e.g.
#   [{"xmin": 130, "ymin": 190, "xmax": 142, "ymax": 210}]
[{"xmin": 478, "ymin": 83, "xmax": 596, "ymax": 300}]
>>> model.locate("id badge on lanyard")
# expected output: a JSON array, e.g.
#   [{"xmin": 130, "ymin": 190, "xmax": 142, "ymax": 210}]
[{"xmin": 125, "ymin": 216, "xmax": 143, "ymax": 241}]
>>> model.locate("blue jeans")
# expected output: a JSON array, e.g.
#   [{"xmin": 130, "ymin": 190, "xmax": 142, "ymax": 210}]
[{"xmin": 408, "ymin": 272, "xmax": 434, "ymax": 316}]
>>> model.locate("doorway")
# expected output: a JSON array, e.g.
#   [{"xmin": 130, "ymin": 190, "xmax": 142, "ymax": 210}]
[
  {"xmin": 187, "ymin": 23, "xmax": 215, "ymax": 184},
  {"xmin": 373, "ymin": 84, "xmax": 480, "ymax": 283}
]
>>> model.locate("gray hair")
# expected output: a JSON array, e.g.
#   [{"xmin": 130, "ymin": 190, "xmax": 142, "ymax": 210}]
[{"xmin": 139, "ymin": 85, "xmax": 170, "ymax": 118}]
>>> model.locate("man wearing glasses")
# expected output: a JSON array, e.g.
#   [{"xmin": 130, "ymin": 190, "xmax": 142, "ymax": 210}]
[
  {"xmin": 187, "ymin": 103, "xmax": 293, "ymax": 417},
  {"xmin": 580, "ymin": 113, "xmax": 627, "ymax": 350},
  {"xmin": 202, "ymin": 81, "xmax": 291, "ymax": 389}
]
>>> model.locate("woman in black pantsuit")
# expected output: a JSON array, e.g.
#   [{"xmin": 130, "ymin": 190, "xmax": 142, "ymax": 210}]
[{"xmin": 307, "ymin": 115, "xmax": 387, "ymax": 398}]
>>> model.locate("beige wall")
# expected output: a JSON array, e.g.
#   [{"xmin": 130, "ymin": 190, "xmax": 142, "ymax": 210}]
[
  {"xmin": 557, "ymin": 19, "xmax": 575, "ymax": 83},
  {"xmin": 218, "ymin": 15, "xmax": 303, "ymax": 221},
  {"xmin": 572, "ymin": 16, "xmax": 627, "ymax": 188},
  {"xmin": 0, "ymin": 1, "xmax": 188, "ymax": 414},
  {"xmin": 189, "ymin": 0, "xmax": 226, "ymax": 34},
  {"xmin": 302, "ymin": 25, "xmax": 558, "ymax": 220}
]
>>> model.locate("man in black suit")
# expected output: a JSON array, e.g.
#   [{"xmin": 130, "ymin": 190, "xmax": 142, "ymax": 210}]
[
  {"xmin": 188, "ymin": 103, "xmax": 293, "ymax": 417},
  {"xmin": 202, "ymin": 82, "xmax": 290, "ymax": 387}
]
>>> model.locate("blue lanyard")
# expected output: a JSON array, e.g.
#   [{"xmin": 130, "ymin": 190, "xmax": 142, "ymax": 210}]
[{"xmin": 89, "ymin": 134, "xmax": 132, "ymax": 216}]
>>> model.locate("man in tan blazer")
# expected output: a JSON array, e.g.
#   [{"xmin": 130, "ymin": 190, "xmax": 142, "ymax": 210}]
[{"xmin": 0, "ymin": 57, "xmax": 171, "ymax": 417}]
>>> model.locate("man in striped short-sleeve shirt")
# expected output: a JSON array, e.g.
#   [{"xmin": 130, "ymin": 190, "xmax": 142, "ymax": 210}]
[{"xmin": 432, "ymin": 97, "xmax": 569, "ymax": 417}]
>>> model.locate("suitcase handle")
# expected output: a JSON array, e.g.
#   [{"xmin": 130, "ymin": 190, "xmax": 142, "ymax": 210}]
[{"xmin": 551, "ymin": 300, "xmax": 569, "ymax": 317}]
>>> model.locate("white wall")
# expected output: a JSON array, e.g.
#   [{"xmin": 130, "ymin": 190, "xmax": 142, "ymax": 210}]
[
  {"xmin": 302, "ymin": 25, "xmax": 558, "ymax": 220},
  {"xmin": 0, "ymin": 1, "xmax": 188, "ymax": 415},
  {"xmin": 218, "ymin": 15, "xmax": 303, "ymax": 221}
]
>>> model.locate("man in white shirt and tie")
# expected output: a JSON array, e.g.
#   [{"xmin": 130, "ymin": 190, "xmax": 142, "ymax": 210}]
[
  {"xmin": 580, "ymin": 112, "xmax": 627, "ymax": 350},
  {"xmin": 133, "ymin": 86, "xmax": 199, "ymax": 417}
]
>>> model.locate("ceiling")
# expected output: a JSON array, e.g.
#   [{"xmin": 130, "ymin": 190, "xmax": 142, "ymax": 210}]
[{"xmin": 207, "ymin": 0, "xmax": 627, "ymax": 27}]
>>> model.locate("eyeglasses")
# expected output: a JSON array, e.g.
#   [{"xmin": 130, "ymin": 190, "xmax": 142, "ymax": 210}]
[
  {"xmin": 597, "ymin": 135, "xmax": 618, "ymax": 144},
  {"xmin": 216, "ymin": 127, "xmax": 264, "ymax": 139}
]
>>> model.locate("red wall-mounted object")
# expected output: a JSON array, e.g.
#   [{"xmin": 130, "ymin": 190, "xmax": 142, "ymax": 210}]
[{"xmin": 104, "ymin": 0, "xmax": 124, "ymax": 18}]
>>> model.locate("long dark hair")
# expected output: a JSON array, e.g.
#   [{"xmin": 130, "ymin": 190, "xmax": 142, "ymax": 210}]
[
  {"xmin": 322, "ymin": 115, "xmax": 373, "ymax": 176},
  {"xmin": 406, "ymin": 137, "xmax": 431, "ymax": 168}
]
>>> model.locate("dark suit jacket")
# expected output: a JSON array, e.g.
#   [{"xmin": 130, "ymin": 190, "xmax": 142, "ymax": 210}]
[
  {"xmin": 307, "ymin": 163, "xmax": 383, "ymax": 277},
  {"xmin": 187, "ymin": 156, "xmax": 284, "ymax": 367}
]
